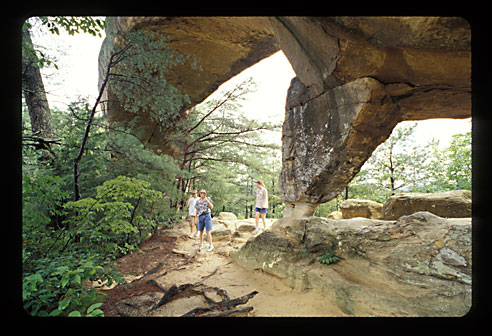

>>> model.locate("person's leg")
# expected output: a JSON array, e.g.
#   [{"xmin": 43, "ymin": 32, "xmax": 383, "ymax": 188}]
[
  {"xmin": 253, "ymin": 208, "xmax": 260, "ymax": 234},
  {"xmin": 261, "ymin": 211, "xmax": 267, "ymax": 229},
  {"xmin": 198, "ymin": 215, "xmax": 205, "ymax": 249},
  {"xmin": 194, "ymin": 218, "xmax": 199, "ymax": 236},
  {"xmin": 206, "ymin": 230, "xmax": 213, "ymax": 250},
  {"xmin": 189, "ymin": 216, "xmax": 195, "ymax": 237},
  {"xmin": 205, "ymin": 214, "xmax": 213, "ymax": 251}
]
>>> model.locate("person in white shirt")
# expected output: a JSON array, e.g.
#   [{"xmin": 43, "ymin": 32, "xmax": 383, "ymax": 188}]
[
  {"xmin": 253, "ymin": 180, "xmax": 268, "ymax": 234},
  {"xmin": 185, "ymin": 190, "xmax": 199, "ymax": 238}
]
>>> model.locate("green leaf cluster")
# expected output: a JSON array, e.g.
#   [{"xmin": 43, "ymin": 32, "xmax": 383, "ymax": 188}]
[
  {"xmin": 38, "ymin": 16, "xmax": 106, "ymax": 37},
  {"xmin": 110, "ymin": 30, "xmax": 193, "ymax": 130},
  {"xmin": 316, "ymin": 252, "xmax": 340, "ymax": 265},
  {"xmin": 22, "ymin": 254, "xmax": 120, "ymax": 317},
  {"xmin": 63, "ymin": 176, "xmax": 163, "ymax": 256}
]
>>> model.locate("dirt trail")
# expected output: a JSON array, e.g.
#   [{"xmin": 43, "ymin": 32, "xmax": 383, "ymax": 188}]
[{"xmin": 100, "ymin": 218, "xmax": 344, "ymax": 317}]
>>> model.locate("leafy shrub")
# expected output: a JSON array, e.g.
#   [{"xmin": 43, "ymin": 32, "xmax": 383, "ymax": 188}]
[
  {"xmin": 22, "ymin": 254, "xmax": 124, "ymax": 316},
  {"xmin": 317, "ymin": 252, "xmax": 340, "ymax": 265},
  {"xmin": 63, "ymin": 176, "xmax": 162, "ymax": 258},
  {"xmin": 22, "ymin": 175, "xmax": 165, "ymax": 316}
]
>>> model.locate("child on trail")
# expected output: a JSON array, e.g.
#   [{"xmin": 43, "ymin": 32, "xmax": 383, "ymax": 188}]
[
  {"xmin": 186, "ymin": 190, "xmax": 199, "ymax": 238},
  {"xmin": 253, "ymin": 180, "xmax": 268, "ymax": 234},
  {"xmin": 195, "ymin": 189, "xmax": 214, "ymax": 252}
]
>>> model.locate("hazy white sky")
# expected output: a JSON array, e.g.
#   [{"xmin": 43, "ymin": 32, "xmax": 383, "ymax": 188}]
[{"xmin": 31, "ymin": 18, "xmax": 471, "ymax": 149}]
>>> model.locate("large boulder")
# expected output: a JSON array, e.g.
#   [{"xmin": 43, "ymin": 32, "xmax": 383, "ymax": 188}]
[
  {"xmin": 381, "ymin": 190, "xmax": 471, "ymax": 220},
  {"xmin": 231, "ymin": 212, "xmax": 471, "ymax": 316},
  {"xmin": 210, "ymin": 224, "xmax": 231, "ymax": 242},
  {"xmin": 327, "ymin": 211, "xmax": 343, "ymax": 219},
  {"xmin": 339, "ymin": 199, "xmax": 383, "ymax": 219},
  {"xmin": 218, "ymin": 212, "xmax": 238, "ymax": 221}
]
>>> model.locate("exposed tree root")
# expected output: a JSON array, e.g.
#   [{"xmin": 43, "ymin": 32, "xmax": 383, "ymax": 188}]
[
  {"xmin": 146, "ymin": 266, "xmax": 257, "ymax": 316},
  {"xmin": 181, "ymin": 290, "xmax": 258, "ymax": 317}
]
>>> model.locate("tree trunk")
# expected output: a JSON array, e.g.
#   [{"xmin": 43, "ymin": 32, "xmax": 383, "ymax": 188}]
[{"xmin": 22, "ymin": 25, "xmax": 54, "ymax": 147}]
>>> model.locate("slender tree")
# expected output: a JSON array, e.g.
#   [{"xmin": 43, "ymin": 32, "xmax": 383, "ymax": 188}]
[{"xmin": 21, "ymin": 23, "xmax": 55, "ymax": 154}]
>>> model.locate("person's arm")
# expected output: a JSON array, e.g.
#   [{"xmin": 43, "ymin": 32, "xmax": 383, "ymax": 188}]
[
  {"xmin": 207, "ymin": 197, "xmax": 213, "ymax": 209},
  {"xmin": 262, "ymin": 189, "xmax": 268, "ymax": 208}
]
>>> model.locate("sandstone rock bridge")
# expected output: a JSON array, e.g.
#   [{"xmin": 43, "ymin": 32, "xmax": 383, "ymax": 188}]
[{"xmin": 99, "ymin": 17, "xmax": 470, "ymax": 217}]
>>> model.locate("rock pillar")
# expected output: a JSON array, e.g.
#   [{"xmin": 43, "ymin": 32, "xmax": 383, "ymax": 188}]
[
  {"xmin": 279, "ymin": 76, "xmax": 401, "ymax": 212},
  {"xmin": 269, "ymin": 17, "xmax": 470, "ymax": 216}
]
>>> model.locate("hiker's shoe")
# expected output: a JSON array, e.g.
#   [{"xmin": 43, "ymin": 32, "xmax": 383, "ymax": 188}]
[
  {"xmin": 207, "ymin": 244, "xmax": 214, "ymax": 252},
  {"xmin": 252, "ymin": 228, "xmax": 259, "ymax": 234},
  {"xmin": 194, "ymin": 232, "xmax": 200, "ymax": 237},
  {"xmin": 199, "ymin": 244, "xmax": 204, "ymax": 250},
  {"xmin": 188, "ymin": 233, "xmax": 194, "ymax": 238}
]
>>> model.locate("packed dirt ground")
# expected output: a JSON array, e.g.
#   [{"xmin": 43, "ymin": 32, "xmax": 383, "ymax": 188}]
[{"xmin": 100, "ymin": 217, "xmax": 345, "ymax": 317}]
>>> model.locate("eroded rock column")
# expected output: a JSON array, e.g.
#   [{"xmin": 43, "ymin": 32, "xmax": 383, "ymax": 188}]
[{"xmin": 280, "ymin": 77, "xmax": 401, "ymax": 217}]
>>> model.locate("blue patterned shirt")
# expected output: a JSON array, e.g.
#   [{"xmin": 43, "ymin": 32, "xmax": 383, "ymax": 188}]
[{"xmin": 195, "ymin": 197, "xmax": 213, "ymax": 216}]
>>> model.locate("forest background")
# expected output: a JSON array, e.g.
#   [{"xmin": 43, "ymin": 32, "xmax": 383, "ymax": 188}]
[{"xmin": 20, "ymin": 17, "xmax": 471, "ymax": 317}]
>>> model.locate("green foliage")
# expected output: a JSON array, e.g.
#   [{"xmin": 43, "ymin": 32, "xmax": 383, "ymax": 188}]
[
  {"xmin": 22, "ymin": 175, "xmax": 69, "ymax": 266},
  {"xmin": 23, "ymin": 16, "xmax": 106, "ymax": 71},
  {"xmin": 22, "ymin": 253, "xmax": 123, "ymax": 317},
  {"xmin": 444, "ymin": 132, "xmax": 471, "ymax": 190},
  {"xmin": 110, "ymin": 30, "xmax": 193, "ymax": 130},
  {"xmin": 22, "ymin": 174, "xmax": 162, "ymax": 316},
  {"xmin": 317, "ymin": 252, "xmax": 340, "ymax": 265},
  {"xmin": 175, "ymin": 79, "xmax": 282, "ymax": 218},
  {"xmin": 22, "ymin": 19, "xmax": 193, "ymax": 318},
  {"xmin": 22, "ymin": 175, "xmax": 68, "ymax": 227},
  {"xmin": 63, "ymin": 176, "xmax": 163, "ymax": 257},
  {"xmin": 345, "ymin": 123, "xmax": 472, "ymax": 205},
  {"xmin": 38, "ymin": 16, "xmax": 106, "ymax": 37}
]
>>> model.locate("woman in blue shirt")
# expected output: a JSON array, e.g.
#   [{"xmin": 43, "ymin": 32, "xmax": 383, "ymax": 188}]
[{"xmin": 195, "ymin": 189, "xmax": 214, "ymax": 251}]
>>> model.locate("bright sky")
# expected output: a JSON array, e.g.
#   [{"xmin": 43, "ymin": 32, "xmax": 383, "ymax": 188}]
[{"xmin": 30, "ymin": 17, "xmax": 471, "ymax": 149}]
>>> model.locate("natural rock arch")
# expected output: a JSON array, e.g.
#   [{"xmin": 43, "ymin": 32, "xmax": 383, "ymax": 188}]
[{"xmin": 99, "ymin": 16, "xmax": 471, "ymax": 218}]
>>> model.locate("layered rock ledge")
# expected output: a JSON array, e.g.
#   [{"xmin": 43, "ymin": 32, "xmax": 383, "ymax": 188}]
[{"xmin": 231, "ymin": 211, "xmax": 471, "ymax": 316}]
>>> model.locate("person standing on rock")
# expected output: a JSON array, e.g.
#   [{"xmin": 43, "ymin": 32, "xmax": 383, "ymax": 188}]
[
  {"xmin": 186, "ymin": 190, "xmax": 199, "ymax": 238},
  {"xmin": 253, "ymin": 180, "xmax": 268, "ymax": 234},
  {"xmin": 195, "ymin": 189, "xmax": 214, "ymax": 251}
]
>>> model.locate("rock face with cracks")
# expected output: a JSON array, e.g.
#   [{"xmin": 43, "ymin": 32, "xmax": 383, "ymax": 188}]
[
  {"xmin": 230, "ymin": 212, "xmax": 471, "ymax": 316},
  {"xmin": 99, "ymin": 16, "xmax": 470, "ymax": 212},
  {"xmin": 381, "ymin": 190, "xmax": 472, "ymax": 220}
]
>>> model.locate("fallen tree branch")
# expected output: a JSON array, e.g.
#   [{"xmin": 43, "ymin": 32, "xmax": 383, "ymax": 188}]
[
  {"xmin": 201, "ymin": 285, "xmax": 230, "ymax": 304},
  {"xmin": 178, "ymin": 248, "xmax": 199, "ymax": 268},
  {"xmin": 181, "ymin": 290, "xmax": 258, "ymax": 317},
  {"xmin": 141, "ymin": 262, "xmax": 164, "ymax": 279},
  {"xmin": 146, "ymin": 279, "xmax": 167, "ymax": 293},
  {"xmin": 150, "ymin": 283, "xmax": 195, "ymax": 312},
  {"xmin": 198, "ymin": 266, "xmax": 219, "ymax": 282}
]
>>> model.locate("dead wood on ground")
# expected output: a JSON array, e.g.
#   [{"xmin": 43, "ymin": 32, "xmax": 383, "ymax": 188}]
[
  {"xmin": 181, "ymin": 290, "xmax": 258, "ymax": 317},
  {"xmin": 146, "ymin": 266, "xmax": 258, "ymax": 316}
]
